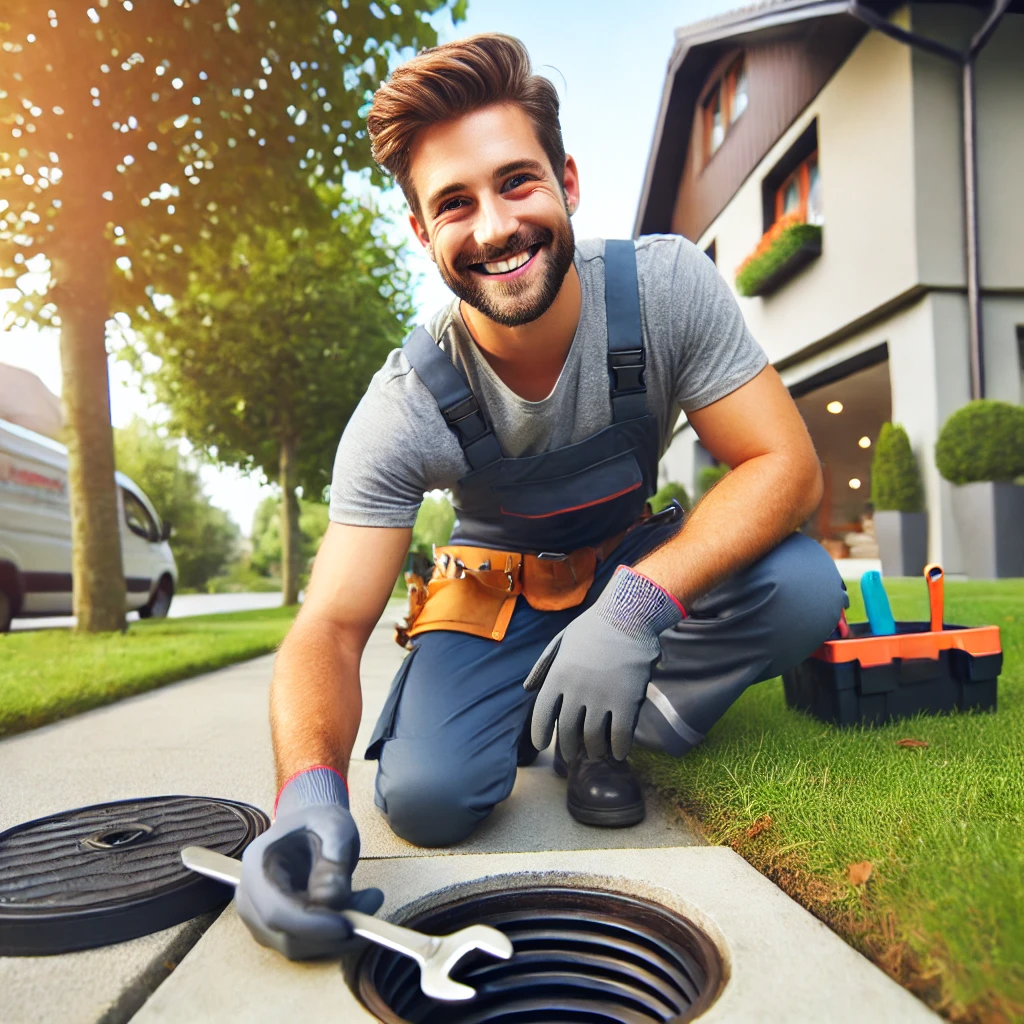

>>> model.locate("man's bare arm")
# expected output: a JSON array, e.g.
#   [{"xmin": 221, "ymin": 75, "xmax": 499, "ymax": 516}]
[
  {"xmin": 269, "ymin": 522, "xmax": 411, "ymax": 789},
  {"xmin": 636, "ymin": 366, "xmax": 822, "ymax": 607}
]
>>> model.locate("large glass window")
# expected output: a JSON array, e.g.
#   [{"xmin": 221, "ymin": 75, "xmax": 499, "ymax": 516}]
[
  {"xmin": 703, "ymin": 56, "xmax": 747, "ymax": 162},
  {"xmin": 123, "ymin": 488, "xmax": 157, "ymax": 541}
]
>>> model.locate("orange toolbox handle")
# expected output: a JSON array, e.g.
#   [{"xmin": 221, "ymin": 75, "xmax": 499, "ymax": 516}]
[{"xmin": 813, "ymin": 563, "xmax": 1000, "ymax": 667}]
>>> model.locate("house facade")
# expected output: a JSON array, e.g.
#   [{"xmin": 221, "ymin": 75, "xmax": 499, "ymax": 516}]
[{"xmin": 637, "ymin": 0, "xmax": 1024, "ymax": 571}]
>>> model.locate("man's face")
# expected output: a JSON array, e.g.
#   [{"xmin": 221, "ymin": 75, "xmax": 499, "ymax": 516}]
[{"xmin": 407, "ymin": 103, "xmax": 579, "ymax": 328}]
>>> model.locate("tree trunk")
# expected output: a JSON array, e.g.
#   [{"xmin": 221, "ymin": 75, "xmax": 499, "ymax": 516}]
[
  {"xmin": 279, "ymin": 435, "xmax": 302, "ymax": 606},
  {"xmin": 56, "ymin": 244, "xmax": 126, "ymax": 633}
]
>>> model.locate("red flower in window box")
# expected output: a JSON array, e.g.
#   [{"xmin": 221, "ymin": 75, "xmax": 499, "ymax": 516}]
[{"xmin": 735, "ymin": 213, "xmax": 822, "ymax": 298}]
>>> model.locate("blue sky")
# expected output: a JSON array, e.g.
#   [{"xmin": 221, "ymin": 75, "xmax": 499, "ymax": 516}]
[{"xmin": 0, "ymin": 0, "xmax": 743, "ymax": 530}]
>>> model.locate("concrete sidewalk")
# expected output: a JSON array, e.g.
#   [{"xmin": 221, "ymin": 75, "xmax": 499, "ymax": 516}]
[
  {"xmin": 0, "ymin": 602, "xmax": 696, "ymax": 1024},
  {"xmin": 10, "ymin": 591, "xmax": 285, "ymax": 632}
]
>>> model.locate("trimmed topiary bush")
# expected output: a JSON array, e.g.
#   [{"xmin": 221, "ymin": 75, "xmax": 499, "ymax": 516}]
[
  {"xmin": 697, "ymin": 464, "xmax": 730, "ymax": 497},
  {"xmin": 871, "ymin": 423, "xmax": 924, "ymax": 513},
  {"xmin": 650, "ymin": 481, "xmax": 690, "ymax": 513},
  {"xmin": 935, "ymin": 400, "xmax": 1024, "ymax": 485}
]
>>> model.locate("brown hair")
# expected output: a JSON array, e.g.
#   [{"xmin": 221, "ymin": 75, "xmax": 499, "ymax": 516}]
[{"xmin": 367, "ymin": 34, "xmax": 565, "ymax": 220}]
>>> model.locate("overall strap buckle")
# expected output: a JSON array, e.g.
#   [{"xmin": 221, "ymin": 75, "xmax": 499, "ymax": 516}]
[
  {"xmin": 403, "ymin": 326, "xmax": 503, "ymax": 470},
  {"xmin": 441, "ymin": 395, "xmax": 489, "ymax": 443},
  {"xmin": 608, "ymin": 348, "xmax": 646, "ymax": 393}
]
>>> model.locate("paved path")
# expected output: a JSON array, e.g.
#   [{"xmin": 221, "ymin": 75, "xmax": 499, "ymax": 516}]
[
  {"xmin": 0, "ymin": 601, "xmax": 696, "ymax": 1024},
  {"xmin": 10, "ymin": 591, "xmax": 285, "ymax": 632}
]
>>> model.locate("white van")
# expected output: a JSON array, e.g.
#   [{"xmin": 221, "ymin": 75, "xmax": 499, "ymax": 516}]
[{"xmin": 0, "ymin": 417, "xmax": 178, "ymax": 631}]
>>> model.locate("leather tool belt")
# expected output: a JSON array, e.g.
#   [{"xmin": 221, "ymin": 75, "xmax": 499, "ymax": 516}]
[{"xmin": 395, "ymin": 531, "xmax": 628, "ymax": 648}]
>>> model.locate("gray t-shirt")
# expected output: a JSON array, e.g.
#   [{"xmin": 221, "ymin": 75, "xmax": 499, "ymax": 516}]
[{"xmin": 329, "ymin": 235, "xmax": 767, "ymax": 527}]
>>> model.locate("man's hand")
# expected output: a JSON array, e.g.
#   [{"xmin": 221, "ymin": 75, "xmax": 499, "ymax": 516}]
[
  {"xmin": 235, "ymin": 767, "xmax": 384, "ymax": 960},
  {"xmin": 524, "ymin": 566, "xmax": 684, "ymax": 762}
]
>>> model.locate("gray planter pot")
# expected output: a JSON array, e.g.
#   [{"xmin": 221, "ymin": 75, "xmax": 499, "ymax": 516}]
[
  {"xmin": 950, "ymin": 481, "xmax": 1024, "ymax": 579},
  {"xmin": 874, "ymin": 510, "xmax": 928, "ymax": 577}
]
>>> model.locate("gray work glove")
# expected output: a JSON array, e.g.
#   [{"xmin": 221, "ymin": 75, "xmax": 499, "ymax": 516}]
[
  {"xmin": 235, "ymin": 767, "xmax": 384, "ymax": 960},
  {"xmin": 525, "ymin": 566, "xmax": 685, "ymax": 762}
]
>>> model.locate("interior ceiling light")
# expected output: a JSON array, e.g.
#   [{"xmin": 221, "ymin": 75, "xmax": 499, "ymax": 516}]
[
  {"xmin": 848, "ymin": 478, "xmax": 862, "ymax": 489},
  {"xmin": 826, "ymin": 401, "xmax": 843, "ymax": 414},
  {"xmin": 858, "ymin": 436, "xmax": 871, "ymax": 448}
]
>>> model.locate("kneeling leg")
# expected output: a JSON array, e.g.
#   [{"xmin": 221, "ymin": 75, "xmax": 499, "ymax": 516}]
[
  {"xmin": 635, "ymin": 533, "xmax": 848, "ymax": 756},
  {"xmin": 369, "ymin": 607, "xmax": 567, "ymax": 847}
]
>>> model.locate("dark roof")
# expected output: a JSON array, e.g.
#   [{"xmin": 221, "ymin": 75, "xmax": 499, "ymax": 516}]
[{"xmin": 633, "ymin": 0, "xmax": 1023, "ymax": 237}]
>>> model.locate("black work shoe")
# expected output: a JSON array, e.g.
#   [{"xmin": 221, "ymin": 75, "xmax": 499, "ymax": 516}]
[{"xmin": 565, "ymin": 750, "xmax": 646, "ymax": 828}]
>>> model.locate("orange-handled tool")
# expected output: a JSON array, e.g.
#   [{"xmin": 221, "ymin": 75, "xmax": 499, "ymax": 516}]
[{"xmin": 924, "ymin": 563, "xmax": 944, "ymax": 633}]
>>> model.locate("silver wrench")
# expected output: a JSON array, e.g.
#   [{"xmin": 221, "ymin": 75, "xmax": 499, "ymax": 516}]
[{"xmin": 180, "ymin": 846, "xmax": 512, "ymax": 1002}]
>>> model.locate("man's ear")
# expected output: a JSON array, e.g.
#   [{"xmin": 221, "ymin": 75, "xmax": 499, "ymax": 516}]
[
  {"xmin": 408, "ymin": 213, "xmax": 432, "ymax": 254},
  {"xmin": 562, "ymin": 155, "xmax": 581, "ymax": 216}
]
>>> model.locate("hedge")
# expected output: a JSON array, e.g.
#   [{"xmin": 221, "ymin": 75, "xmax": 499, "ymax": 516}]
[
  {"xmin": 871, "ymin": 423, "xmax": 925, "ymax": 512},
  {"xmin": 935, "ymin": 400, "xmax": 1024, "ymax": 485}
]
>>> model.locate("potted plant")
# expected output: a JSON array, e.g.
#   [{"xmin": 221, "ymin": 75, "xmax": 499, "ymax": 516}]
[
  {"xmin": 936, "ymin": 400, "xmax": 1024, "ymax": 578},
  {"xmin": 697, "ymin": 464, "xmax": 729, "ymax": 496},
  {"xmin": 871, "ymin": 423, "xmax": 927, "ymax": 576},
  {"xmin": 649, "ymin": 480, "xmax": 690, "ymax": 513}
]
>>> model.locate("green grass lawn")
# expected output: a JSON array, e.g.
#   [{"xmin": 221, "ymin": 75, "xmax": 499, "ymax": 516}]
[
  {"xmin": 0, "ymin": 606, "xmax": 299, "ymax": 738},
  {"xmin": 634, "ymin": 578, "xmax": 1024, "ymax": 1022}
]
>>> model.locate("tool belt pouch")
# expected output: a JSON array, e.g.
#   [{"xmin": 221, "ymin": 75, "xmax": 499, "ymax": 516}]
[
  {"xmin": 520, "ymin": 549, "xmax": 596, "ymax": 611},
  {"xmin": 395, "ymin": 548, "xmax": 520, "ymax": 647},
  {"xmin": 394, "ymin": 543, "xmax": 599, "ymax": 647}
]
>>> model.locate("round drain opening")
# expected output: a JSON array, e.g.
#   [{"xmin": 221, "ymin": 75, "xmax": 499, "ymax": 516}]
[{"xmin": 357, "ymin": 886, "xmax": 724, "ymax": 1024}]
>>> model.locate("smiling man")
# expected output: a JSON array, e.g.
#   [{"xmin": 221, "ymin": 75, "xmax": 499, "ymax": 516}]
[{"xmin": 234, "ymin": 34, "xmax": 848, "ymax": 960}]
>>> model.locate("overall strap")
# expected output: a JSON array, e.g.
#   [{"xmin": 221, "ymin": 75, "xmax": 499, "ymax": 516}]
[
  {"xmin": 403, "ymin": 326, "xmax": 503, "ymax": 470},
  {"xmin": 603, "ymin": 240, "xmax": 648, "ymax": 422}
]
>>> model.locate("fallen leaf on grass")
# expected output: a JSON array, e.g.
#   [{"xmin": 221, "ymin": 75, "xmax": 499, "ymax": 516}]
[
  {"xmin": 745, "ymin": 815, "xmax": 772, "ymax": 839},
  {"xmin": 896, "ymin": 739, "xmax": 929, "ymax": 748},
  {"xmin": 847, "ymin": 861, "xmax": 873, "ymax": 886}
]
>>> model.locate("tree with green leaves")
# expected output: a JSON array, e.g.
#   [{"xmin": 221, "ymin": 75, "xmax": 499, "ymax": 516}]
[
  {"xmin": 114, "ymin": 416, "xmax": 240, "ymax": 589},
  {"xmin": 249, "ymin": 494, "xmax": 330, "ymax": 581},
  {"xmin": 410, "ymin": 492, "xmax": 455, "ymax": 563},
  {"xmin": 0, "ymin": 0, "xmax": 460, "ymax": 630},
  {"xmin": 126, "ymin": 192, "xmax": 410, "ymax": 604}
]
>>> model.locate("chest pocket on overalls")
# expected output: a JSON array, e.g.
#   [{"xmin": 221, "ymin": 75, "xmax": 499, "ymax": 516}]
[{"xmin": 494, "ymin": 450, "xmax": 643, "ymax": 520}]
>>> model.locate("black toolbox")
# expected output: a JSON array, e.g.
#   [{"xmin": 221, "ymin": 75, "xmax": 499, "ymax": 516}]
[{"xmin": 782, "ymin": 620, "xmax": 1002, "ymax": 727}]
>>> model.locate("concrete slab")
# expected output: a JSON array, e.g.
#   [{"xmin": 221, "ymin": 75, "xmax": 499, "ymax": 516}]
[
  {"xmin": 131, "ymin": 847, "xmax": 940, "ymax": 1024},
  {"xmin": 354, "ymin": 750, "xmax": 700, "ymax": 858},
  {"xmin": 0, "ymin": 915, "xmax": 215, "ymax": 1024}
]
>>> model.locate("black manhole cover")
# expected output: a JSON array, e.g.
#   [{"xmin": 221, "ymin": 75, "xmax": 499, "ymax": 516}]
[
  {"xmin": 0, "ymin": 795, "xmax": 268, "ymax": 955},
  {"xmin": 357, "ymin": 886, "xmax": 725, "ymax": 1024}
]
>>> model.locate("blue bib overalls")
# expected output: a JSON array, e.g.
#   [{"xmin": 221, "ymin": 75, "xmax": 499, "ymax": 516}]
[{"xmin": 367, "ymin": 242, "xmax": 847, "ymax": 848}]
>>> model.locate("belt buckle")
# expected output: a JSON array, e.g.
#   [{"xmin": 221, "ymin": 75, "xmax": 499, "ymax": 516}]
[{"xmin": 536, "ymin": 550, "xmax": 577, "ymax": 585}]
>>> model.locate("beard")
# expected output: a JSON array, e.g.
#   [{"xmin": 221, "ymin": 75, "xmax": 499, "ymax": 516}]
[{"xmin": 436, "ymin": 213, "xmax": 576, "ymax": 328}]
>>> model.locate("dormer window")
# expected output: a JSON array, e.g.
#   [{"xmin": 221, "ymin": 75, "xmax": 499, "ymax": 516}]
[
  {"xmin": 775, "ymin": 151, "xmax": 823, "ymax": 226},
  {"xmin": 703, "ymin": 56, "xmax": 748, "ymax": 162}
]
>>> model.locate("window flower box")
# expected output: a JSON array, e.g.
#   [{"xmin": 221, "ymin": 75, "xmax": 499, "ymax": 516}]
[{"xmin": 735, "ymin": 213, "xmax": 822, "ymax": 297}]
